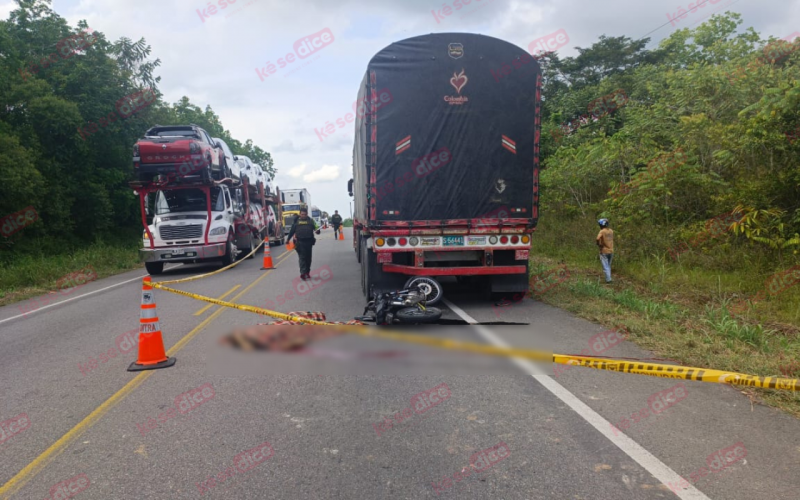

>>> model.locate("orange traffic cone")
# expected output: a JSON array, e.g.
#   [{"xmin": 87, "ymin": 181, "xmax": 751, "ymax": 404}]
[
  {"xmin": 260, "ymin": 238, "xmax": 274, "ymax": 270},
  {"xmin": 128, "ymin": 276, "xmax": 176, "ymax": 371},
  {"xmin": 339, "ymin": 230, "xmax": 345, "ymax": 241}
]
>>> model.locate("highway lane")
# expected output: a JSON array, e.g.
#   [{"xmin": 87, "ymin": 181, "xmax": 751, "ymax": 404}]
[{"xmin": 1, "ymin": 230, "xmax": 800, "ymax": 499}]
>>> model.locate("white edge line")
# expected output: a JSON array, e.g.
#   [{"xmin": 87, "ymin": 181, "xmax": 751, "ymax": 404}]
[
  {"xmin": 0, "ymin": 266, "xmax": 178, "ymax": 326},
  {"xmin": 442, "ymin": 298, "xmax": 711, "ymax": 500}
]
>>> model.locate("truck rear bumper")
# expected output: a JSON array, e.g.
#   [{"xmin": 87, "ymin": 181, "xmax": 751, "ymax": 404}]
[
  {"xmin": 140, "ymin": 243, "xmax": 226, "ymax": 263},
  {"xmin": 382, "ymin": 264, "xmax": 526, "ymax": 276}
]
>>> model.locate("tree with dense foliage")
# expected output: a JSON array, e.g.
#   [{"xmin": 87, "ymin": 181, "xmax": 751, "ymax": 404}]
[{"xmin": 0, "ymin": 0, "xmax": 274, "ymax": 265}]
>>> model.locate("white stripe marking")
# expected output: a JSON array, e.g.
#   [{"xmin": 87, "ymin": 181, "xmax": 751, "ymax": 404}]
[
  {"xmin": 442, "ymin": 298, "xmax": 711, "ymax": 500},
  {"xmin": 0, "ymin": 266, "xmax": 181, "ymax": 325}
]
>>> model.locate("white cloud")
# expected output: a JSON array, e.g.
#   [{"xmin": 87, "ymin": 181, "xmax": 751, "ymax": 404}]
[
  {"xmin": 303, "ymin": 164, "xmax": 341, "ymax": 182},
  {"xmin": 286, "ymin": 164, "xmax": 307, "ymax": 178}
]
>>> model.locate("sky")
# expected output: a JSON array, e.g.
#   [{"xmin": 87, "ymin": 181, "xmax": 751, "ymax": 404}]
[{"xmin": 2, "ymin": 0, "xmax": 797, "ymax": 216}]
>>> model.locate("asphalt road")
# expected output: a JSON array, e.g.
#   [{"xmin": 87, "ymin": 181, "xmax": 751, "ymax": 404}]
[{"xmin": 1, "ymin": 230, "xmax": 799, "ymax": 499}]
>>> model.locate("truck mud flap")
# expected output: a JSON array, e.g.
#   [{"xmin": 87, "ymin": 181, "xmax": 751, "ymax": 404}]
[{"xmin": 489, "ymin": 265, "xmax": 530, "ymax": 294}]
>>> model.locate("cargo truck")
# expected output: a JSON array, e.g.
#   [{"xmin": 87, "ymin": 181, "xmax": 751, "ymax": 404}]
[
  {"xmin": 280, "ymin": 188, "xmax": 311, "ymax": 235},
  {"xmin": 348, "ymin": 33, "xmax": 541, "ymax": 303}
]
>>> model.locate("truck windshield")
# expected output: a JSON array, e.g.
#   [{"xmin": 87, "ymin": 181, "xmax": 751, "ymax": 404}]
[
  {"xmin": 283, "ymin": 204, "xmax": 301, "ymax": 212},
  {"xmin": 155, "ymin": 187, "xmax": 224, "ymax": 215},
  {"xmin": 312, "ymin": 210, "xmax": 321, "ymax": 218}
]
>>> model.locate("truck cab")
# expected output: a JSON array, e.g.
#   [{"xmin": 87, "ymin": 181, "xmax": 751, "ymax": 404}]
[{"xmin": 139, "ymin": 183, "xmax": 241, "ymax": 275}]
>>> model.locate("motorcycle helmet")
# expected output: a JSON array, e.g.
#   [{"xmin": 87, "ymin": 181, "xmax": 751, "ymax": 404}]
[{"xmin": 598, "ymin": 218, "xmax": 609, "ymax": 227}]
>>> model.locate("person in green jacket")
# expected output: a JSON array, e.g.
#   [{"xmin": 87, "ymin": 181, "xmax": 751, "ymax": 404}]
[
  {"xmin": 286, "ymin": 207, "xmax": 321, "ymax": 279},
  {"xmin": 330, "ymin": 210, "xmax": 343, "ymax": 239}
]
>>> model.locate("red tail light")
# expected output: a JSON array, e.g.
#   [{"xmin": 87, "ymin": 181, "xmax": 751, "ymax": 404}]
[
  {"xmin": 399, "ymin": 237, "xmax": 407, "ymax": 246},
  {"xmin": 500, "ymin": 236, "xmax": 509, "ymax": 244},
  {"xmin": 511, "ymin": 236, "xmax": 519, "ymax": 244}
]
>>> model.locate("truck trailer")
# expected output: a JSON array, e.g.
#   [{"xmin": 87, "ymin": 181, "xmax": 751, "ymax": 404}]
[
  {"xmin": 131, "ymin": 130, "xmax": 284, "ymax": 274},
  {"xmin": 348, "ymin": 33, "xmax": 541, "ymax": 302}
]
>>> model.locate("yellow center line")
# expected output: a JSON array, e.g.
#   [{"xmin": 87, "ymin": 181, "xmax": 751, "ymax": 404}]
[
  {"xmin": 0, "ymin": 251, "xmax": 295, "ymax": 499},
  {"xmin": 194, "ymin": 285, "xmax": 241, "ymax": 316}
]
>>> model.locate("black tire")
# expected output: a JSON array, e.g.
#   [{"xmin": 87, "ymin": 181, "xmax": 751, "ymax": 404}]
[
  {"xmin": 221, "ymin": 232, "xmax": 235, "ymax": 266},
  {"xmin": 360, "ymin": 238, "xmax": 368, "ymax": 297},
  {"xmin": 396, "ymin": 307, "xmax": 442, "ymax": 324},
  {"xmin": 145, "ymin": 261, "xmax": 164, "ymax": 275},
  {"xmin": 404, "ymin": 276, "xmax": 443, "ymax": 306},
  {"xmin": 245, "ymin": 233, "xmax": 256, "ymax": 259}
]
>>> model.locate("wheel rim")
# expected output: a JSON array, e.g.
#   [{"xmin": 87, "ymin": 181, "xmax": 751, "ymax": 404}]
[{"xmin": 407, "ymin": 277, "xmax": 442, "ymax": 304}]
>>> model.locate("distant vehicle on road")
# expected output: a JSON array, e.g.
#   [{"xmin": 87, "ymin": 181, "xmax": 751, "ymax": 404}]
[{"xmin": 281, "ymin": 188, "xmax": 311, "ymax": 235}]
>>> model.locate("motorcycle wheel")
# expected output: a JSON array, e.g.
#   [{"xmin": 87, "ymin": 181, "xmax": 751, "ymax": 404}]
[
  {"xmin": 404, "ymin": 276, "xmax": 443, "ymax": 305},
  {"xmin": 395, "ymin": 307, "xmax": 442, "ymax": 324}
]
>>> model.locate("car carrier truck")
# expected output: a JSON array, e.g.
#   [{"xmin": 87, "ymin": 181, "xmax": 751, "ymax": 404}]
[
  {"xmin": 348, "ymin": 33, "xmax": 541, "ymax": 303},
  {"xmin": 131, "ymin": 130, "xmax": 284, "ymax": 274}
]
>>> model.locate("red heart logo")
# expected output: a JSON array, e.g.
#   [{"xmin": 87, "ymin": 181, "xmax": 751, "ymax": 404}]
[{"xmin": 450, "ymin": 69, "xmax": 468, "ymax": 94}]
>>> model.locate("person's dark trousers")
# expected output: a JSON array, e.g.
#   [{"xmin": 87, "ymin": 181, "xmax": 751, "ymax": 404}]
[
  {"xmin": 333, "ymin": 225, "xmax": 341, "ymax": 238},
  {"xmin": 295, "ymin": 239, "xmax": 313, "ymax": 275}
]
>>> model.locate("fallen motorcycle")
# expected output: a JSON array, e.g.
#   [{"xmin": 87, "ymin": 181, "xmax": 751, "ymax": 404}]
[{"xmin": 355, "ymin": 285, "xmax": 442, "ymax": 325}]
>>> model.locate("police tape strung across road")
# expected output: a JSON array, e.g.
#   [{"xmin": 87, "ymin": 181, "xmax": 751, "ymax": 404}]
[
  {"xmin": 157, "ymin": 238, "xmax": 270, "ymax": 286},
  {"xmin": 553, "ymin": 354, "xmax": 800, "ymax": 391},
  {"xmin": 148, "ymin": 278, "xmax": 800, "ymax": 392}
]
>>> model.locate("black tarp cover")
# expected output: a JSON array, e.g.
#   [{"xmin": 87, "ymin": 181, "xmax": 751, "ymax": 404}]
[{"xmin": 352, "ymin": 33, "xmax": 540, "ymax": 225}]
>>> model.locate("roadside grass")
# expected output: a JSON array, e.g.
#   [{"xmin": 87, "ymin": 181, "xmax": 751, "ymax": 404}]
[
  {"xmin": 530, "ymin": 216, "xmax": 800, "ymax": 417},
  {"xmin": 0, "ymin": 239, "xmax": 142, "ymax": 308}
]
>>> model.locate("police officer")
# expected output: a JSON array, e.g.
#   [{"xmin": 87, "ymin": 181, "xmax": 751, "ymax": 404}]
[
  {"xmin": 286, "ymin": 207, "xmax": 321, "ymax": 280},
  {"xmin": 330, "ymin": 210, "xmax": 343, "ymax": 239}
]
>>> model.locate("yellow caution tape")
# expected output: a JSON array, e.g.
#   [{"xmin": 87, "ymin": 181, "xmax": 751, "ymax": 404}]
[
  {"xmin": 150, "ymin": 281, "xmax": 551, "ymax": 362},
  {"xmin": 157, "ymin": 238, "xmax": 278, "ymax": 285},
  {"xmin": 553, "ymin": 354, "xmax": 800, "ymax": 391},
  {"xmin": 150, "ymin": 280, "xmax": 800, "ymax": 392}
]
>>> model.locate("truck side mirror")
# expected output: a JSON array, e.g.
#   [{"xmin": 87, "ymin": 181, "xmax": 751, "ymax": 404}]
[{"xmin": 348, "ymin": 178, "xmax": 354, "ymax": 197}]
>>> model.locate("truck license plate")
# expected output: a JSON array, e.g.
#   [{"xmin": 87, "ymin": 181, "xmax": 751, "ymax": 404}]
[
  {"xmin": 442, "ymin": 236, "xmax": 463, "ymax": 246},
  {"xmin": 171, "ymin": 248, "xmax": 185, "ymax": 255}
]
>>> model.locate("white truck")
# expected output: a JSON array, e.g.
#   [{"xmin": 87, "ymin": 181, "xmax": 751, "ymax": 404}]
[{"xmin": 132, "ymin": 167, "xmax": 283, "ymax": 275}]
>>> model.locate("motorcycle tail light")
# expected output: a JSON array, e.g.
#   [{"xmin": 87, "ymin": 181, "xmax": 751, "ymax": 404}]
[{"xmin": 500, "ymin": 236, "xmax": 509, "ymax": 244}]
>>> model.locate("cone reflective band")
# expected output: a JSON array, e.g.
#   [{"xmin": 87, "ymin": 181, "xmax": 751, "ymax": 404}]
[
  {"xmin": 261, "ymin": 237, "xmax": 274, "ymax": 270},
  {"xmin": 128, "ymin": 276, "xmax": 176, "ymax": 371}
]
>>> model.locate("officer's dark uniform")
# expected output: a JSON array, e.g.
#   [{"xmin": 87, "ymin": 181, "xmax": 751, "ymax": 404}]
[
  {"xmin": 331, "ymin": 213, "xmax": 343, "ymax": 238},
  {"xmin": 286, "ymin": 214, "xmax": 320, "ymax": 277}
]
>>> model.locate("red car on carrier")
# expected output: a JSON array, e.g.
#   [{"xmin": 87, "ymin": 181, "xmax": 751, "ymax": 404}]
[{"xmin": 133, "ymin": 124, "xmax": 229, "ymax": 183}]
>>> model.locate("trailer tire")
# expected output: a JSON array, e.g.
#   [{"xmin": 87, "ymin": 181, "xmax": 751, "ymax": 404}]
[
  {"xmin": 145, "ymin": 261, "xmax": 164, "ymax": 275},
  {"xmin": 245, "ymin": 233, "xmax": 256, "ymax": 259},
  {"xmin": 360, "ymin": 238, "xmax": 368, "ymax": 297}
]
